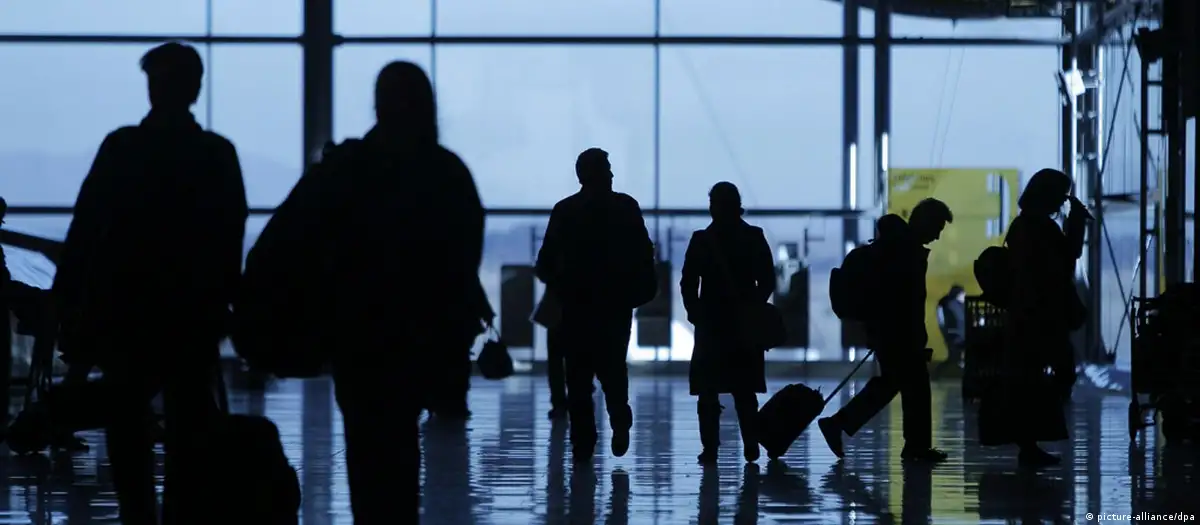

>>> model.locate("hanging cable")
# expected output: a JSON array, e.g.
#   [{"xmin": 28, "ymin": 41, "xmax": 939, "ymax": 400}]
[
  {"xmin": 936, "ymin": 49, "xmax": 965, "ymax": 166},
  {"xmin": 675, "ymin": 50, "xmax": 759, "ymax": 208},
  {"xmin": 928, "ymin": 48, "xmax": 955, "ymax": 165}
]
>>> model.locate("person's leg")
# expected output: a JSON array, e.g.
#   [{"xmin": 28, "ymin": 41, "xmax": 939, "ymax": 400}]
[
  {"xmin": 334, "ymin": 364, "xmax": 418, "ymax": 524},
  {"xmin": 731, "ymin": 392, "xmax": 761, "ymax": 462},
  {"xmin": 594, "ymin": 315, "xmax": 633, "ymax": 458},
  {"xmin": 696, "ymin": 393, "xmax": 722, "ymax": 463},
  {"xmin": 818, "ymin": 359, "xmax": 901, "ymax": 458},
  {"xmin": 546, "ymin": 328, "xmax": 568, "ymax": 418},
  {"xmin": 101, "ymin": 367, "xmax": 161, "ymax": 525},
  {"xmin": 896, "ymin": 358, "xmax": 945, "ymax": 462},
  {"xmin": 564, "ymin": 344, "xmax": 599, "ymax": 462},
  {"xmin": 432, "ymin": 337, "xmax": 474, "ymax": 420},
  {"xmin": 160, "ymin": 355, "xmax": 224, "ymax": 525}
]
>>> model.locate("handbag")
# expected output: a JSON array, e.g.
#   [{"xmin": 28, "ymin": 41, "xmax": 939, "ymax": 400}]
[
  {"xmin": 707, "ymin": 231, "xmax": 787, "ymax": 351},
  {"xmin": 477, "ymin": 323, "xmax": 514, "ymax": 380}
]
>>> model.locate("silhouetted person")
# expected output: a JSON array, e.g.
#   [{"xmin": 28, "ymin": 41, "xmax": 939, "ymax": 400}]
[
  {"xmin": 0, "ymin": 196, "xmax": 9, "ymax": 289},
  {"xmin": 288, "ymin": 61, "xmax": 482, "ymax": 522},
  {"xmin": 985, "ymin": 168, "xmax": 1083, "ymax": 467},
  {"xmin": 681, "ymin": 182, "xmax": 775, "ymax": 464},
  {"xmin": 425, "ymin": 279, "xmax": 493, "ymax": 420},
  {"xmin": 535, "ymin": 148, "xmax": 654, "ymax": 463},
  {"xmin": 818, "ymin": 199, "xmax": 954, "ymax": 464},
  {"xmin": 0, "ymin": 196, "xmax": 10, "ymax": 421},
  {"xmin": 545, "ymin": 324, "xmax": 569, "ymax": 418},
  {"xmin": 51, "ymin": 42, "xmax": 247, "ymax": 524},
  {"xmin": 934, "ymin": 284, "xmax": 966, "ymax": 377}
]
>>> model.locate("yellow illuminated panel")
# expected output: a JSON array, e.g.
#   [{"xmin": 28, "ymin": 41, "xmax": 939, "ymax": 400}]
[{"xmin": 886, "ymin": 168, "xmax": 1021, "ymax": 363}]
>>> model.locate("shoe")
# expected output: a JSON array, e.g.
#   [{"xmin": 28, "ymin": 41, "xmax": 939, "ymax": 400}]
[
  {"xmin": 697, "ymin": 449, "xmax": 718, "ymax": 464},
  {"xmin": 611, "ymin": 407, "xmax": 632, "ymax": 458},
  {"xmin": 1018, "ymin": 447, "xmax": 1060, "ymax": 468},
  {"xmin": 901, "ymin": 448, "xmax": 948, "ymax": 464},
  {"xmin": 818, "ymin": 418, "xmax": 845, "ymax": 459}
]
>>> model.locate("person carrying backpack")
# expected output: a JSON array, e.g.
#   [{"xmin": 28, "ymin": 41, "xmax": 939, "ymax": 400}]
[{"xmin": 820, "ymin": 200, "xmax": 954, "ymax": 464}]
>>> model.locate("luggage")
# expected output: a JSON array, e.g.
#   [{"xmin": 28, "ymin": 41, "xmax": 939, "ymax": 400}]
[
  {"xmin": 973, "ymin": 245, "xmax": 1012, "ymax": 308},
  {"xmin": 758, "ymin": 350, "xmax": 874, "ymax": 459},
  {"xmin": 477, "ymin": 323, "xmax": 514, "ymax": 380},
  {"xmin": 829, "ymin": 243, "xmax": 883, "ymax": 321},
  {"xmin": 232, "ymin": 140, "xmax": 364, "ymax": 379},
  {"xmin": 213, "ymin": 414, "xmax": 302, "ymax": 524}
]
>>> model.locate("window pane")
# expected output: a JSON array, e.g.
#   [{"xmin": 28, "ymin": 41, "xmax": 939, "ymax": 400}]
[
  {"xmin": 211, "ymin": 0, "xmax": 302, "ymax": 36},
  {"xmin": 659, "ymin": 0, "xmax": 844, "ymax": 37},
  {"xmin": 659, "ymin": 46, "xmax": 843, "ymax": 208},
  {"xmin": 335, "ymin": 0, "xmax": 431, "ymax": 36},
  {"xmin": 0, "ymin": 0, "xmax": 207, "ymax": 35},
  {"xmin": 0, "ymin": 44, "xmax": 208, "ymax": 204},
  {"xmin": 860, "ymin": 9, "xmax": 1063, "ymax": 39},
  {"xmin": 0, "ymin": 44, "xmax": 301, "ymax": 208},
  {"xmin": 0, "ymin": 1, "xmax": 298, "ymax": 35},
  {"xmin": 209, "ymin": 45, "xmax": 303, "ymax": 208},
  {"xmin": 890, "ymin": 47, "xmax": 1059, "ymax": 183},
  {"xmin": 435, "ymin": 0, "xmax": 653, "ymax": 36},
  {"xmin": 648, "ymin": 215, "xmax": 846, "ymax": 361},
  {"xmin": 333, "ymin": 45, "xmax": 434, "ymax": 142},
  {"xmin": 435, "ymin": 45, "xmax": 655, "ymax": 208}
]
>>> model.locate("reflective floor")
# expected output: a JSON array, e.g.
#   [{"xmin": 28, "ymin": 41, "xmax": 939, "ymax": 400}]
[{"xmin": 1, "ymin": 374, "xmax": 1197, "ymax": 524}]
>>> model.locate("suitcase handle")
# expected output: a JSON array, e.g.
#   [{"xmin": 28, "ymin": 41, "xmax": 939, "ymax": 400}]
[{"xmin": 823, "ymin": 349, "xmax": 875, "ymax": 405}]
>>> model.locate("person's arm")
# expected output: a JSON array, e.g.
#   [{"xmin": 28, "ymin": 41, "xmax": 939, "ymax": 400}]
[
  {"xmin": 535, "ymin": 203, "xmax": 565, "ymax": 287},
  {"xmin": 626, "ymin": 197, "xmax": 655, "ymax": 266},
  {"xmin": 446, "ymin": 149, "xmax": 482, "ymax": 274},
  {"xmin": 679, "ymin": 231, "xmax": 702, "ymax": 322},
  {"xmin": 750, "ymin": 227, "xmax": 777, "ymax": 303},
  {"xmin": 216, "ymin": 138, "xmax": 249, "ymax": 310},
  {"xmin": 53, "ymin": 130, "xmax": 125, "ymax": 312}
]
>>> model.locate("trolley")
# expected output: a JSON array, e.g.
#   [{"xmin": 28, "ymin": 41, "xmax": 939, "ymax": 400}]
[
  {"xmin": 962, "ymin": 296, "xmax": 1006, "ymax": 402},
  {"xmin": 1128, "ymin": 284, "xmax": 1200, "ymax": 444}
]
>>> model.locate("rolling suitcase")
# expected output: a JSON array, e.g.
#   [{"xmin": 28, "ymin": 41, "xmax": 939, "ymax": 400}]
[{"xmin": 758, "ymin": 350, "xmax": 874, "ymax": 460}]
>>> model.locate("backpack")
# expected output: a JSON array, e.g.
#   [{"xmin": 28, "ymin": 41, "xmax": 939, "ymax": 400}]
[
  {"xmin": 232, "ymin": 140, "xmax": 364, "ymax": 378},
  {"xmin": 829, "ymin": 242, "xmax": 882, "ymax": 321},
  {"xmin": 973, "ymin": 245, "xmax": 1011, "ymax": 308}
]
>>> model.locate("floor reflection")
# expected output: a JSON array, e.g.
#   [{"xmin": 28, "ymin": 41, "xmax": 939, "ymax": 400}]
[{"xmin": 1, "ymin": 375, "xmax": 1197, "ymax": 524}]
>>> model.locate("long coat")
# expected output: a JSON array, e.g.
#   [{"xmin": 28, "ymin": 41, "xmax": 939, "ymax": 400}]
[
  {"xmin": 680, "ymin": 220, "xmax": 776, "ymax": 395},
  {"xmin": 980, "ymin": 211, "xmax": 1083, "ymax": 446}
]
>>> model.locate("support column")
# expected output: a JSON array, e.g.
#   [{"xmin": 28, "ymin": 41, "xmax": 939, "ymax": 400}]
[
  {"xmin": 1061, "ymin": 4, "xmax": 1078, "ymax": 183},
  {"xmin": 1077, "ymin": 4, "xmax": 1104, "ymax": 364},
  {"xmin": 874, "ymin": 0, "xmax": 891, "ymax": 210},
  {"xmin": 1163, "ymin": 0, "xmax": 1189, "ymax": 287},
  {"xmin": 842, "ymin": 0, "xmax": 860, "ymax": 249},
  {"xmin": 303, "ymin": 0, "xmax": 335, "ymax": 167}
]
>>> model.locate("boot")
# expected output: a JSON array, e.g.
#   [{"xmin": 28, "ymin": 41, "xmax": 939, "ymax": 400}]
[
  {"xmin": 735, "ymin": 403, "xmax": 761, "ymax": 463},
  {"xmin": 697, "ymin": 400, "xmax": 722, "ymax": 464}
]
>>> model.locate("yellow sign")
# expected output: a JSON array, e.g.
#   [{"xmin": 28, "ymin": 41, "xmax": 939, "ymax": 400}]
[{"xmin": 887, "ymin": 168, "xmax": 1021, "ymax": 363}]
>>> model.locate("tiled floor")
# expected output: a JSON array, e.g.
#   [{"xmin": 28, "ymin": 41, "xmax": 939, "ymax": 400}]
[{"xmin": 1, "ymin": 374, "xmax": 1197, "ymax": 524}]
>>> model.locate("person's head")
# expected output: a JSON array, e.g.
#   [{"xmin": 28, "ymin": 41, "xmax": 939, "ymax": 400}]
[
  {"xmin": 0, "ymin": 196, "xmax": 7, "ymax": 225},
  {"xmin": 1019, "ymin": 168, "xmax": 1073, "ymax": 216},
  {"xmin": 140, "ymin": 42, "xmax": 204, "ymax": 110},
  {"xmin": 949, "ymin": 284, "xmax": 966, "ymax": 303},
  {"xmin": 908, "ymin": 198, "xmax": 954, "ymax": 245},
  {"xmin": 575, "ymin": 148, "xmax": 613, "ymax": 191},
  {"xmin": 374, "ymin": 61, "xmax": 438, "ymax": 143},
  {"xmin": 708, "ymin": 181, "xmax": 744, "ymax": 222},
  {"xmin": 874, "ymin": 214, "xmax": 907, "ymax": 241}
]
